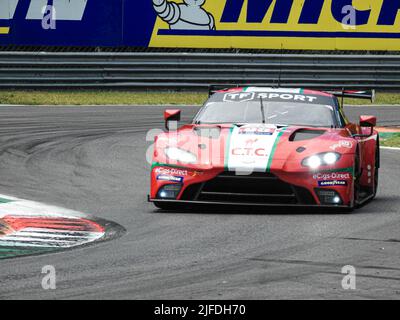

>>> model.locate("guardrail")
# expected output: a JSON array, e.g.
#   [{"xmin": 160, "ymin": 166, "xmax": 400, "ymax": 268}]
[{"xmin": 0, "ymin": 51, "xmax": 399, "ymax": 90}]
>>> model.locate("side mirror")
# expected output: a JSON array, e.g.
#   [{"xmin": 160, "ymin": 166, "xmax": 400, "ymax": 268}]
[
  {"xmin": 358, "ymin": 115, "xmax": 376, "ymax": 137},
  {"xmin": 360, "ymin": 115, "xmax": 377, "ymax": 128},
  {"xmin": 164, "ymin": 109, "xmax": 181, "ymax": 131}
]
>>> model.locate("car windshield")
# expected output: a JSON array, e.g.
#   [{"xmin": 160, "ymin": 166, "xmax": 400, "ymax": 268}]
[{"xmin": 194, "ymin": 101, "xmax": 336, "ymax": 127}]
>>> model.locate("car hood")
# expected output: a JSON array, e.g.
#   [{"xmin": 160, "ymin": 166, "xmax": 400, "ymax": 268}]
[{"xmin": 154, "ymin": 123, "xmax": 355, "ymax": 171}]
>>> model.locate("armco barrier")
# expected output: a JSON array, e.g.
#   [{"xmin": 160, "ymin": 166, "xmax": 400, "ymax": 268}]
[{"xmin": 0, "ymin": 52, "xmax": 400, "ymax": 90}]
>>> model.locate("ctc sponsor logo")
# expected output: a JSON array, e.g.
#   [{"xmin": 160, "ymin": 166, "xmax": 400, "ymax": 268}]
[
  {"xmin": 232, "ymin": 148, "xmax": 266, "ymax": 157},
  {"xmin": 232, "ymin": 138, "xmax": 267, "ymax": 157}
]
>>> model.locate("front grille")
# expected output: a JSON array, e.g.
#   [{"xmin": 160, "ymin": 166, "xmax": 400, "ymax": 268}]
[{"xmin": 181, "ymin": 172, "xmax": 316, "ymax": 205}]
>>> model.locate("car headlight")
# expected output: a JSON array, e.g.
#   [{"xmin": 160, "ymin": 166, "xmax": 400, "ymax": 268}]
[
  {"xmin": 164, "ymin": 147, "xmax": 197, "ymax": 164},
  {"xmin": 302, "ymin": 152, "xmax": 341, "ymax": 169},
  {"xmin": 157, "ymin": 184, "xmax": 182, "ymax": 199}
]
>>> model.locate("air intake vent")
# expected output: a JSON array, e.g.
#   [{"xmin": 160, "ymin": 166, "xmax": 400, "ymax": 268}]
[
  {"xmin": 290, "ymin": 129, "xmax": 326, "ymax": 142},
  {"xmin": 181, "ymin": 172, "xmax": 316, "ymax": 205},
  {"xmin": 194, "ymin": 127, "xmax": 221, "ymax": 139}
]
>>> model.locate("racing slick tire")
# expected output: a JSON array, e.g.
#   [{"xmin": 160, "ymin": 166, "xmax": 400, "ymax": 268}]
[
  {"xmin": 353, "ymin": 149, "xmax": 362, "ymax": 210},
  {"xmin": 373, "ymin": 139, "xmax": 380, "ymax": 199}
]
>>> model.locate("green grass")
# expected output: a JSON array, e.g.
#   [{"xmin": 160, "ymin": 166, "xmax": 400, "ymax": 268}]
[
  {"xmin": 346, "ymin": 93, "xmax": 400, "ymax": 105},
  {"xmin": 380, "ymin": 133, "xmax": 400, "ymax": 148},
  {"xmin": 0, "ymin": 90, "xmax": 399, "ymax": 106},
  {"xmin": 0, "ymin": 90, "xmax": 208, "ymax": 106},
  {"xmin": 0, "ymin": 90, "xmax": 400, "ymax": 105}
]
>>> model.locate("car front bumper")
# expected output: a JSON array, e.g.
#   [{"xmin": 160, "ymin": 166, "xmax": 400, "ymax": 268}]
[{"xmin": 147, "ymin": 195, "xmax": 351, "ymax": 209}]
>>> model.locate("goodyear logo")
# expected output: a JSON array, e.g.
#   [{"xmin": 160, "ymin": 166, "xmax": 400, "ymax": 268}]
[
  {"xmin": 150, "ymin": 0, "xmax": 400, "ymax": 50},
  {"xmin": 318, "ymin": 180, "xmax": 348, "ymax": 187}
]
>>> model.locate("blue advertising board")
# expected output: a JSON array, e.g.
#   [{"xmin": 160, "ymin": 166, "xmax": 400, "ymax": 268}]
[{"xmin": 0, "ymin": 0, "xmax": 157, "ymax": 47}]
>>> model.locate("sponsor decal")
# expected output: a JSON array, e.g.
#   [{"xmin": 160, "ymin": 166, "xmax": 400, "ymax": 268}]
[
  {"xmin": 313, "ymin": 172, "xmax": 351, "ymax": 180},
  {"xmin": 152, "ymin": 0, "xmax": 215, "ymax": 31},
  {"xmin": 232, "ymin": 137, "xmax": 267, "ymax": 157},
  {"xmin": 190, "ymin": 171, "xmax": 204, "ymax": 177},
  {"xmin": 156, "ymin": 174, "xmax": 184, "ymax": 183},
  {"xmin": 314, "ymin": 170, "xmax": 352, "ymax": 187},
  {"xmin": 223, "ymin": 92, "xmax": 318, "ymax": 103},
  {"xmin": 318, "ymin": 180, "xmax": 348, "ymax": 187},
  {"xmin": 226, "ymin": 124, "xmax": 283, "ymax": 172},
  {"xmin": 256, "ymin": 93, "xmax": 318, "ymax": 103},
  {"xmin": 150, "ymin": 0, "xmax": 400, "ymax": 51},
  {"xmin": 154, "ymin": 166, "xmax": 203, "ymax": 178},
  {"xmin": 330, "ymin": 140, "xmax": 353, "ymax": 150},
  {"xmin": 155, "ymin": 167, "xmax": 189, "ymax": 176},
  {"xmin": 223, "ymin": 92, "xmax": 255, "ymax": 103},
  {"xmin": 239, "ymin": 127, "xmax": 275, "ymax": 136},
  {"xmin": 232, "ymin": 148, "xmax": 267, "ymax": 157}
]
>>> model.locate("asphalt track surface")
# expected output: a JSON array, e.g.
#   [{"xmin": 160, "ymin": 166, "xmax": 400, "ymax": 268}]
[{"xmin": 0, "ymin": 104, "xmax": 399, "ymax": 300}]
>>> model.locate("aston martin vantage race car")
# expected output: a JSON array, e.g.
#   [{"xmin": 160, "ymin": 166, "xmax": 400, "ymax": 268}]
[{"xmin": 148, "ymin": 87, "xmax": 379, "ymax": 210}]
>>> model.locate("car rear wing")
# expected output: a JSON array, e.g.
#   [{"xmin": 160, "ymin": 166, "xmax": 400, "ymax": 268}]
[
  {"xmin": 325, "ymin": 89, "xmax": 376, "ymax": 103},
  {"xmin": 208, "ymin": 85, "xmax": 241, "ymax": 97},
  {"xmin": 209, "ymin": 86, "xmax": 376, "ymax": 103}
]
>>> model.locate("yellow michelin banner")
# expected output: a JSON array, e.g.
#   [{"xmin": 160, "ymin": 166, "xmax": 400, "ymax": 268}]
[{"xmin": 150, "ymin": 0, "xmax": 400, "ymax": 50}]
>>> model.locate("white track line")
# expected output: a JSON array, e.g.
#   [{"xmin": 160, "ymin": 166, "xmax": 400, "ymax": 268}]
[{"xmin": 380, "ymin": 146, "xmax": 400, "ymax": 151}]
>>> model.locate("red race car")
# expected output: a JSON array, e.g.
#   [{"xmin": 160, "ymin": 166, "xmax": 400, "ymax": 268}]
[{"xmin": 148, "ymin": 87, "xmax": 379, "ymax": 211}]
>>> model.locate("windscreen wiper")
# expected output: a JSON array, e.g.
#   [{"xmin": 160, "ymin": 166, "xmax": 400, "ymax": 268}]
[{"xmin": 260, "ymin": 97, "xmax": 266, "ymax": 124}]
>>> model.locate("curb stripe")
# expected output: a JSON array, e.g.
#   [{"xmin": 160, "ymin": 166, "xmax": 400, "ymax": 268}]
[
  {"xmin": 0, "ymin": 197, "xmax": 14, "ymax": 204},
  {"xmin": 0, "ymin": 195, "xmax": 124, "ymax": 259}
]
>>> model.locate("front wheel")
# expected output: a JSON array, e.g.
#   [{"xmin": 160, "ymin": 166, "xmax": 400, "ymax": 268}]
[
  {"xmin": 373, "ymin": 140, "xmax": 380, "ymax": 199},
  {"xmin": 353, "ymin": 150, "xmax": 362, "ymax": 208}
]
